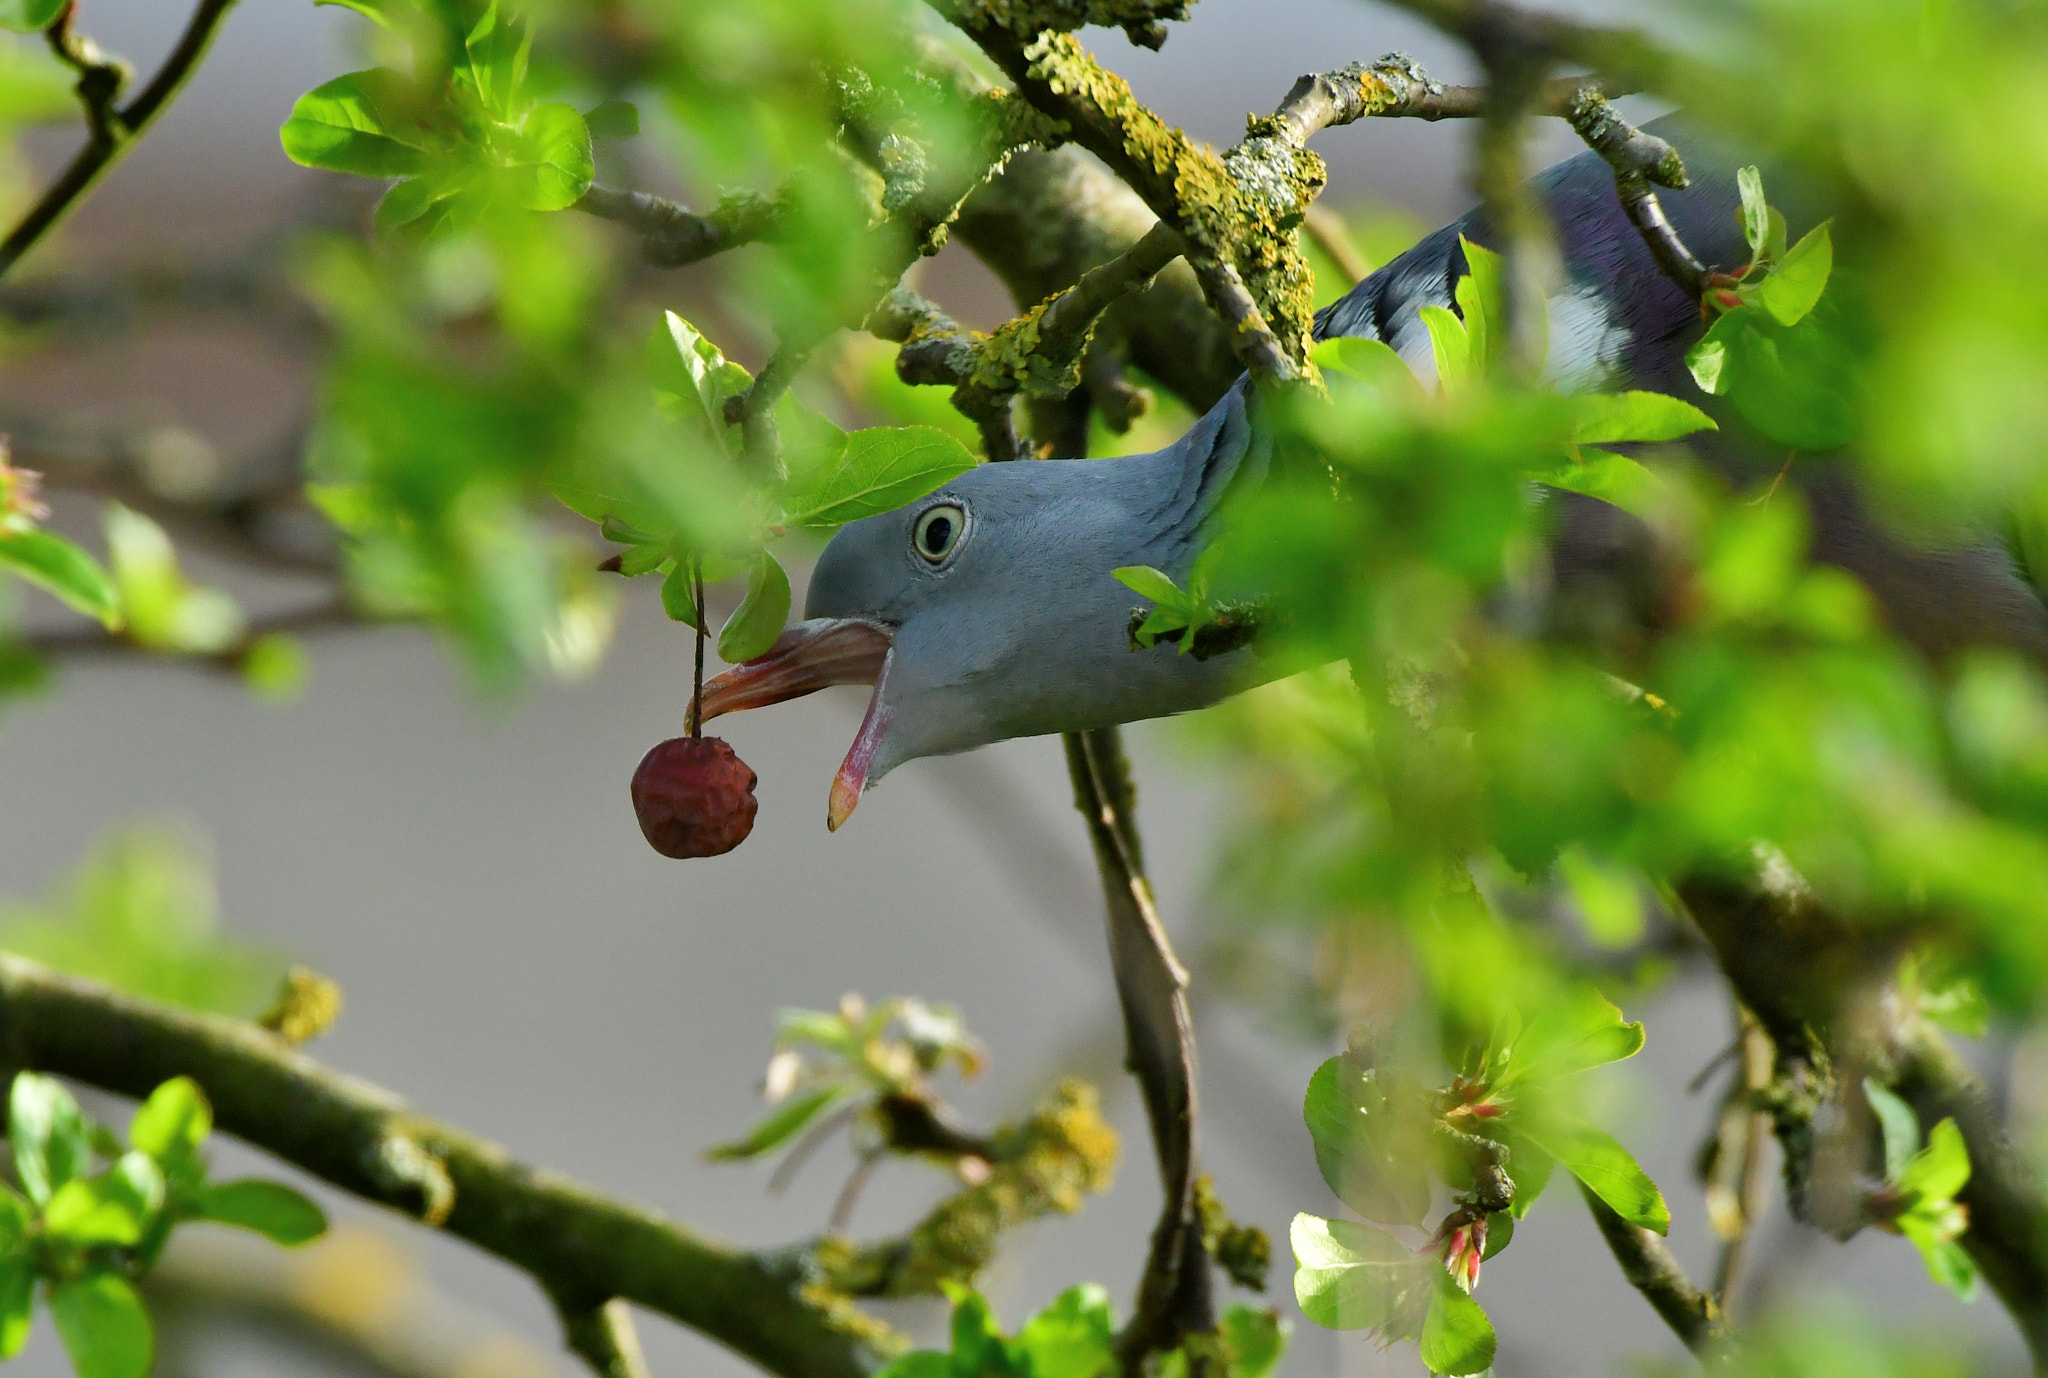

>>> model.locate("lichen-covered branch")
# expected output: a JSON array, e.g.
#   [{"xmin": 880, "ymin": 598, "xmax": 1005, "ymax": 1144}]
[
  {"xmin": 867, "ymin": 222, "xmax": 1183, "ymax": 458},
  {"xmin": 1063, "ymin": 728, "xmax": 1215, "ymax": 1375},
  {"xmin": 574, "ymin": 185, "xmax": 786, "ymax": 267},
  {"xmin": 1563, "ymin": 88, "xmax": 1710, "ymax": 301},
  {"xmin": 1578, "ymin": 1181, "xmax": 1726, "ymax": 1355},
  {"xmin": 933, "ymin": 7, "xmax": 1320, "ymax": 382},
  {"xmin": 0, "ymin": 0, "xmax": 241, "ymax": 279},
  {"xmin": 1679, "ymin": 871, "xmax": 2048, "ymax": 1366},
  {"xmin": 0, "ymin": 953, "xmax": 888, "ymax": 1378}
]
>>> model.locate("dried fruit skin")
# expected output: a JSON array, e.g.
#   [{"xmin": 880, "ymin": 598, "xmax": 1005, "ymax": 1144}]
[{"xmin": 631, "ymin": 737, "xmax": 758, "ymax": 858}]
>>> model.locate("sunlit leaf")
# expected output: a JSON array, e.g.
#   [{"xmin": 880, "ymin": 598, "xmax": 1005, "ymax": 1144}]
[
  {"xmin": 0, "ymin": 1254, "xmax": 31, "ymax": 1358},
  {"xmin": 43, "ymin": 1152, "xmax": 164, "ymax": 1246},
  {"xmin": 0, "ymin": 528, "xmax": 120, "ymax": 628},
  {"xmin": 464, "ymin": 1, "xmax": 531, "ymax": 122},
  {"xmin": 1218, "ymin": 1303, "xmax": 1290, "ymax": 1378},
  {"xmin": 1291, "ymin": 1213, "xmax": 1428, "ymax": 1331},
  {"xmin": 10, "ymin": 1072, "xmax": 89, "ymax": 1206},
  {"xmin": 128, "ymin": 1076, "xmax": 212, "ymax": 1170},
  {"xmin": 280, "ymin": 69, "xmax": 441, "ymax": 177},
  {"xmin": 508, "ymin": 103, "xmax": 594, "ymax": 211},
  {"xmin": 1014, "ymin": 1283, "xmax": 1115, "ymax": 1378},
  {"xmin": 1522, "ymin": 1116, "xmax": 1668, "ymax": 1233},
  {"xmin": 1570, "ymin": 391, "xmax": 1716, "ymax": 446},
  {"xmin": 784, "ymin": 427, "xmax": 977, "ymax": 529},
  {"xmin": 1302, "ymin": 1057, "xmax": 1429, "ymax": 1226},
  {"xmin": 1758, "ymin": 222, "xmax": 1833, "ymax": 327},
  {"xmin": 1899, "ymin": 1117, "xmax": 1971, "ymax": 1204}
]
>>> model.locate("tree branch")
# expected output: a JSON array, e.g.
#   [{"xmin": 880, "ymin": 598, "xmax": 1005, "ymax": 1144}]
[
  {"xmin": 574, "ymin": 185, "xmax": 785, "ymax": 268},
  {"xmin": 552, "ymin": 1295, "xmax": 655, "ymax": 1378},
  {"xmin": 1562, "ymin": 88, "xmax": 1711, "ymax": 302},
  {"xmin": 0, "ymin": 0, "xmax": 241, "ymax": 280},
  {"xmin": 0, "ymin": 953, "xmax": 887, "ymax": 1378},
  {"xmin": 1578, "ymin": 1181, "xmax": 1726, "ymax": 1355},
  {"xmin": 1680, "ymin": 870, "xmax": 2048, "ymax": 1366},
  {"xmin": 1062, "ymin": 728, "xmax": 1214, "ymax": 1375}
]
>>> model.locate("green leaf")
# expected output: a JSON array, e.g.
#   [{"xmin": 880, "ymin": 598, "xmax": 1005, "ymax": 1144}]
[
  {"xmin": 1899, "ymin": 1118, "xmax": 1972, "ymax": 1204},
  {"xmin": 1898, "ymin": 1215, "xmax": 1979, "ymax": 1300},
  {"xmin": 1112, "ymin": 565, "xmax": 1191, "ymax": 611},
  {"xmin": 1736, "ymin": 165, "xmax": 1770, "ymax": 261},
  {"xmin": 1554, "ymin": 848, "xmax": 1645, "ymax": 947},
  {"xmin": 464, "ymin": 1, "xmax": 531, "ymax": 122},
  {"xmin": 105, "ymin": 504, "xmax": 244, "ymax": 652},
  {"xmin": 0, "ymin": 1255, "xmax": 32, "ymax": 1358},
  {"xmin": 705, "ymin": 1083, "xmax": 851, "ymax": 1161},
  {"xmin": 1534, "ymin": 449, "xmax": 1665, "ymax": 522},
  {"xmin": 1218, "ymin": 1304, "xmax": 1289, "ymax": 1378},
  {"xmin": 1497, "ymin": 988, "xmax": 1645, "ymax": 1087},
  {"xmin": 1015, "ymin": 1283, "xmax": 1115, "ymax": 1378},
  {"xmin": 652, "ymin": 312, "xmax": 744, "ymax": 459},
  {"xmin": 129, "ymin": 1076, "xmax": 213, "ymax": 1167},
  {"xmin": 1290, "ymin": 1213, "xmax": 1428, "ymax": 1331},
  {"xmin": 0, "ymin": 0, "xmax": 63, "ymax": 34},
  {"xmin": 1864, "ymin": 1079, "xmax": 1921, "ymax": 1183},
  {"xmin": 1302, "ymin": 1057, "xmax": 1430, "ymax": 1226},
  {"xmin": 1419, "ymin": 305, "xmax": 1471, "ymax": 394},
  {"xmin": 280, "ymin": 69, "xmax": 439, "ymax": 178},
  {"xmin": 1479, "ymin": 1210, "xmax": 1513, "ymax": 1260},
  {"xmin": 1419, "ymin": 1276, "xmax": 1496, "ymax": 1376},
  {"xmin": 1758, "ymin": 222, "xmax": 1832, "ymax": 327},
  {"xmin": 50, "ymin": 1273, "xmax": 153, "ymax": 1378},
  {"xmin": 660, "ymin": 563, "xmax": 702, "ymax": 628},
  {"xmin": 43, "ymin": 1152, "xmax": 165, "ymax": 1246},
  {"xmin": 0, "ymin": 1187, "xmax": 28, "ymax": 1256},
  {"xmin": 1681, "ymin": 303, "xmax": 1858, "ymax": 450},
  {"xmin": 1506, "ymin": 1137, "xmax": 1553, "ymax": 1218},
  {"xmin": 374, "ymin": 174, "xmax": 465, "ymax": 234},
  {"xmin": 0, "ymin": 528, "xmax": 120, "ymax": 627},
  {"xmin": 197, "ymin": 1179, "xmax": 329, "ymax": 1245},
  {"xmin": 1571, "ymin": 391, "xmax": 1717, "ymax": 446},
  {"xmin": 1453, "ymin": 237, "xmax": 1510, "ymax": 376},
  {"xmin": 508, "ymin": 103, "xmax": 594, "ymax": 211},
  {"xmin": 313, "ymin": 0, "xmax": 392, "ymax": 24},
  {"xmin": 872, "ymin": 1354, "xmax": 953, "ymax": 1378},
  {"xmin": 242, "ymin": 633, "xmax": 310, "ymax": 701},
  {"xmin": 1312, "ymin": 336, "xmax": 1425, "ymax": 403},
  {"xmin": 946, "ymin": 1286, "xmax": 1016, "ymax": 1378},
  {"xmin": 1524, "ymin": 1117, "xmax": 1668, "ymax": 1233},
  {"xmin": 11, "ymin": 1072, "xmax": 90, "ymax": 1206},
  {"xmin": 784, "ymin": 427, "xmax": 978, "ymax": 529},
  {"xmin": 583, "ymin": 100, "xmax": 639, "ymax": 139},
  {"xmin": 718, "ymin": 552, "xmax": 791, "ymax": 664}
]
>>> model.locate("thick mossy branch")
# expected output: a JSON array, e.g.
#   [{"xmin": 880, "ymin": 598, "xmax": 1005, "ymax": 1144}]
[
  {"xmin": 935, "ymin": 11, "xmax": 1318, "ymax": 381},
  {"xmin": 815, "ymin": 1080, "xmax": 1118, "ymax": 1296},
  {"xmin": 0, "ymin": 954, "xmax": 888, "ymax": 1378}
]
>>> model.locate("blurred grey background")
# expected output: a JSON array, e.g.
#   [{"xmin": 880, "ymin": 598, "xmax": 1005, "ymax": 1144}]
[{"xmin": 0, "ymin": 1, "xmax": 2030, "ymax": 1375}]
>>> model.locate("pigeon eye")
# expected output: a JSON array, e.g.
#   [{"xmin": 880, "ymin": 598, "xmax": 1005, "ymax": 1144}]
[{"xmin": 912, "ymin": 503, "xmax": 965, "ymax": 564}]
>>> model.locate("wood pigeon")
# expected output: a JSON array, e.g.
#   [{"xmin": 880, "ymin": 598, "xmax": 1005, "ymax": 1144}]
[{"xmin": 696, "ymin": 128, "xmax": 2048, "ymax": 829}]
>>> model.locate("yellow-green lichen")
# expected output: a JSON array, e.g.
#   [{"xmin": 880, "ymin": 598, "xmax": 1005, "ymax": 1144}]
[
  {"xmin": 968, "ymin": 291, "xmax": 1093, "ymax": 400},
  {"xmin": 1016, "ymin": 33, "xmax": 1320, "ymax": 372},
  {"xmin": 1194, "ymin": 1173, "xmax": 1272, "ymax": 1292},
  {"xmin": 813, "ymin": 1079, "xmax": 1119, "ymax": 1298}
]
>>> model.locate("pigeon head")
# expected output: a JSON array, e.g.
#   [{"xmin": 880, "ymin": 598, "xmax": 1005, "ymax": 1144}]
[{"xmin": 693, "ymin": 381, "xmax": 1268, "ymax": 828}]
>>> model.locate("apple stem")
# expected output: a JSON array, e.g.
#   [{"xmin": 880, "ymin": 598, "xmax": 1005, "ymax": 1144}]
[{"xmin": 690, "ymin": 560, "xmax": 706, "ymax": 739}]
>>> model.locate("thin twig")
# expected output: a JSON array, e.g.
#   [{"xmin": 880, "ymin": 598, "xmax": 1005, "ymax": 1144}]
[
  {"xmin": 1709, "ymin": 1012, "xmax": 1775, "ymax": 1308},
  {"xmin": 1579, "ymin": 1181, "xmax": 1726, "ymax": 1355},
  {"xmin": 1062, "ymin": 728, "xmax": 1214, "ymax": 1375},
  {"xmin": 0, "ymin": 0, "xmax": 242, "ymax": 279},
  {"xmin": 1563, "ymin": 87, "xmax": 1710, "ymax": 301},
  {"xmin": 768, "ymin": 1101, "xmax": 863, "ymax": 1194},
  {"xmin": 828, "ymin": 1150, "xmax": 884, "ymax": 1236},
  {"xmin": 690, "ymin": 562, "xmax": 705, "ymax": 737}
]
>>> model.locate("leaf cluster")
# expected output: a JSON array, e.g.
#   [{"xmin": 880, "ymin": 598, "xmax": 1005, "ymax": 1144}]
[{"xmin": 0, "ymin": 1073, "xmax": 324, "ymax": 1378}]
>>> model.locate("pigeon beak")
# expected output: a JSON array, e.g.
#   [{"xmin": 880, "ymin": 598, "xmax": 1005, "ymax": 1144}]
[{"xmin": 692, "ymin": 618, "xmax": 894, "ymax": 831}]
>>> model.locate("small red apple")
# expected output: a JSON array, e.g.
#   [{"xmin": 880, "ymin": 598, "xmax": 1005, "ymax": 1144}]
[{"xmin": 631, "ymin": 737, "xmax": 757, "ymax": 858}]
